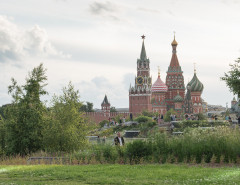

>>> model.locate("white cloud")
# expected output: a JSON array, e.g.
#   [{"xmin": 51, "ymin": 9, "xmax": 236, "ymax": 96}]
[{"xmin": 0, "ymin": 15, "xmax": 70, "ymax": 62}]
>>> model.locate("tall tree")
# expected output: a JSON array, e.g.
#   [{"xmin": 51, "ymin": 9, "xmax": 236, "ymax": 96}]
[
  {"xmin": 43, "ymin": 82, "xmax": 88, "ymax": 152},
  {"xmin": 110, "ymin": 106, "xmax": 117, "ymax": 112},
  {"xmin": 79, "ymin": 102, "xmax": 94, "ymax": 112},
  {"xmin": 221, "ymin": 58, "xmax": 240, "ymax": 98},
  {"xmin": 5, "ymin": 63, "xmax": 47, "ymax": 155},
  {"xmin": 0, "ymin": 115, "xmax": 5, "ymax": 156}
]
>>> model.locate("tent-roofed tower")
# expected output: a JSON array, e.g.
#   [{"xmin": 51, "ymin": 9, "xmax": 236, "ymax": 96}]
[
  {"xmin": 165, "ymin": 34, "xmax": 185, "ymax": 110},
  {"xmin": 129, "ymin": 35, "xmax": 152, "ymax": 114},
  {"xmin": 101, "ymin": 95, "xmax": 110, "ymax": 117}
]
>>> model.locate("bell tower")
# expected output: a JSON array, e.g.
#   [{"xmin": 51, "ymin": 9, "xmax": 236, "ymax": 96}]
[{"xmin": 129, "ymin": 35, "xmax": 152, "ymax": 114}]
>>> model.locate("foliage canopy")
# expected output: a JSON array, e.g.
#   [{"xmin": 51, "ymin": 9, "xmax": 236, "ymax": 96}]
[{"xmin": 221, "ymin": 58, "xmax": 240, "ymax": 97}]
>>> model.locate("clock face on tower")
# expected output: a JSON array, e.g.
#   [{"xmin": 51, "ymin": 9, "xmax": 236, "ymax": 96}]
[{"xmin": 136, "ymin": 76, "xmax": 144, "ymax": 85}]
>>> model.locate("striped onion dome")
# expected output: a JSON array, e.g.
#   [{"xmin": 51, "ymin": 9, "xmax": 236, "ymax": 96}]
[
  {"xmin": 174, "ymin": 94, "xmax": 183, "ymax": 102},
  {"xmin": 152, "ymin": 74, "xmax": 168, "ymax": 93},
  {"xmin": 187, "ymin": 73, "xmax": 204, "ymax": 92}
]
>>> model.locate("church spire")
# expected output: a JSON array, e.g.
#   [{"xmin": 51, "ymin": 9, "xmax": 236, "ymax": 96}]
[
  {"xmin": 158, "ymin": 66, "xmax": 160, "ymax": 78},
  {"xmin": 171, "ymin": 32, "xmax": 178, "ymax": 46},
  {"xmin": 171, "ymin": 32, "xmax": 178, "ymax": 54},
  {"xmin": 194, "ymin": 63, "xmax": 196, "ymax": 74},
  {"xmin": 169, "ymin": 33, "xmax": 180, "ymax": 68},
  {"xmin": 140, "ymin": 35, "xmax": 147, "ymax": 60}
]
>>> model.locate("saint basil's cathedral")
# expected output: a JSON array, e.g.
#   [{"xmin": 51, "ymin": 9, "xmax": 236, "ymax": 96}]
[{"xmin": 129, "ymin": 35, "xmax": 204, "ymax": 116}]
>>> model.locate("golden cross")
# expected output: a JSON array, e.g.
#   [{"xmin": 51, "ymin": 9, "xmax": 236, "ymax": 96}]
[{"xmin": 194, "ymin": 63, "xmax": 196, "ymax": 74}]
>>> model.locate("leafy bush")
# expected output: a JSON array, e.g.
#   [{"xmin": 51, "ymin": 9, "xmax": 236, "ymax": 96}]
[
  {"xmin": 102, "ymin": 145, "xmax": 118, "ymax": 163},
  {"xmin": 134, "ymin": 116, "xmax": 153, "ymax": 123},
  {"xmin": 99, "ymin": 120, "xmax": 108, "ymax": 128},
  {"xmin": 164, "ymin": 109, "xmax": 177, "ymax": 122},
  {"xmin": 125, "ymin": 140, "xmax": 152, "ymax": 164},
  {"xmin": 173, "ymin": 120, "xmax": 230, "ymax": 131},
  {"xmin": 141, "ymin": 110, "xmax": 157, "ymax": 118}
]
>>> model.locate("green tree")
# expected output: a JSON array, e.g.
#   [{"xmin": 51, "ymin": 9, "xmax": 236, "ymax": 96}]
[
  {"xmin": 221, "ymin": 58, "xmax": 240, "ymax": 97},
  {"xmin": 0, "ymin": 115, "xmax": 6, "ymax": 156},
  {"xmin": 43, "ymin": 82, "xmax": 88, "ymax": 152},
  {"xmin": 80, "ymin": 102, "xmax": 94, "ymax": 112},
  {"xmin": 5, "ymin": 63, "xmax": 47, "ymax": 155},
  {"xmin": 110, "ymin": 106, "xmax": 117, "ymax": 112},
  {"xmin": 164, "ymin": 109, "xmax": 177, "ymax": 122}
]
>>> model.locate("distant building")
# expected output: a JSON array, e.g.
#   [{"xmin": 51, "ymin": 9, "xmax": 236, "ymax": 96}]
[
  {"xmin": 85, "ymin": 95, "xmax": 129, "ymax": 123},
  {"xmin": 230, "ymin": 97, "xmax": 240, "ymax": 115}
]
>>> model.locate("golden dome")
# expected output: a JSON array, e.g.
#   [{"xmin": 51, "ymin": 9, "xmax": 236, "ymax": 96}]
[{"xmin": 171, "ymin": 35, "xmax": 178, "ymax": 46}]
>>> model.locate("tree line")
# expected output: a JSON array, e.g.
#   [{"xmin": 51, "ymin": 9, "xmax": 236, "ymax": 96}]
[{"xmin": 0, "ymin": 64, "xmax": 93, "ymax": 156}]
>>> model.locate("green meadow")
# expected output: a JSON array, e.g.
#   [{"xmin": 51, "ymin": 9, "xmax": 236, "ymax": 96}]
[{"xmin": 1, "ymin": 164, "xmax": 240, "ymax": 185}]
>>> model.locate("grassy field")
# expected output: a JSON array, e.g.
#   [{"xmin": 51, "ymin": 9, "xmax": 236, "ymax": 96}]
[{"xmin": 1, "ymin": 164, "xmax": 240, "ymax": 184}]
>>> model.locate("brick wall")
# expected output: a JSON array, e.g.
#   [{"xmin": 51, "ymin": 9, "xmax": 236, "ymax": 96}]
[{"xmin": 84, "ymin": 112, "xmax": 130, "ymax": 123}]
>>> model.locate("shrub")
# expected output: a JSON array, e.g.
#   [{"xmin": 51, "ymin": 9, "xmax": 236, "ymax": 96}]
[
  {"xmin": 125, "ymin": 140, "xmax": 152, "ymax": 164},
  {"xmin": 134, "ymin": 116, "xmax": 153, "ymax": 123},
  {"xmin": 102, "ymin": 145, "xmax": 118, "ymax": 163},
  {"xmin": 99, "ymin": 120, "xmax": 108, "ymax": 128},
  {"xmin": 164, "ymin": 109, "xmax": 177, "ymax": 122}
]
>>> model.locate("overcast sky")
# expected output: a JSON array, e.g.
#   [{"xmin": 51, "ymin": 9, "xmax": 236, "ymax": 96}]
[{"xmin": 0, "ymin": 0, "xmax": 239, "ymax": 108}]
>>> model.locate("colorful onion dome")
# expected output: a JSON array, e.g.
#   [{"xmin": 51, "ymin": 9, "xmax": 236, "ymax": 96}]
[
  {"xmin": 187, "ymin": 73, "xmax": 204, "ymax": 92},
  {"xmin": 152, "ymin": 70, "xmax": 168, "ymax": 93},
  {"xmin": 174, "ymin": 94, "xmax": 183, "ymax": 102}
]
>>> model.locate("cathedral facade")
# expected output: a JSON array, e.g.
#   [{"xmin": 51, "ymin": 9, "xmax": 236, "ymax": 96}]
[{"xmin": 129, "ymin": 35, "xmax": 204, "ymax": 116}]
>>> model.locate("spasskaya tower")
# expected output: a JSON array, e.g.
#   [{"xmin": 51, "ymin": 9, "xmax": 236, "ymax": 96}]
[{"xmin": 129, "ymin": 35, "xmax": 152, "ymax": 114}]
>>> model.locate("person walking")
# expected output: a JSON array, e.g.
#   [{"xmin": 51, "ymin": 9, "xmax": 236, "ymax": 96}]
[
  {"xmin": 114, "ymin": 132, "xmax": 124, "ymax": 146},
  {"xmin": 130, "ymin": 113, "xmax": 133, "ymax": 121}
]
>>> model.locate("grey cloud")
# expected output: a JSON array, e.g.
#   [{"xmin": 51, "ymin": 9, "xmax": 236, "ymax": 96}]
[
  {"xmin": 0, "ymin": 15, "xmax": 70, "ymax": 63},
  {"xmin": 89, "ymin": 1, "xmax": 121, "ymax": 21},
  {"xmin": 122, "ymin": 73, "xmax": 135, "ymax": 90},
  {"xmin": 91, "ymin": 76, "xmax": 112, "ymax": 88},
  {"xmin": 89, "ymin": 1, "xmax": 117, "ymax": 15},
  {"xmin": 138, "ymin": 7, "xmax": 160, "ymax": 14},
  {"xmin": 77, "ymin": 76, "xmax": 129, "ymax": 108},
  {"xmin": 221, "ymin": 0, "xmax": 240, "ymax": 5}
]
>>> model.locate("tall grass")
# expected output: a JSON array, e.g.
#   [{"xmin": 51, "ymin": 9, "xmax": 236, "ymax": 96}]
[{"xmin": 2, "ymin": 126, "xmax": 240, "ymax": 165}]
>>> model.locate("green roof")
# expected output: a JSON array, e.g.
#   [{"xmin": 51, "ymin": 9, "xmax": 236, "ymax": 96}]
[
  {"xmin": 174, "ymin": 94, "xmax": 183, "ymax": 102},
  {"xmin": 187, "ymin": 73, "xmax": 204, "ymax": 92}
]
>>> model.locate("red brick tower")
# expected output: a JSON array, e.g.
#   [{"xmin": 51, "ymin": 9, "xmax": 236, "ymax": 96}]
[
  {"xmin": 101, "ymin": 95, "xmax": 110, "ymax": 117},
  {"xmin": 151, "ymin": 67, "xmax": 168, "ymax": 114},
  {"xmin": 166, "ymin": 35, "xmax": 185, "ymax": 110},
  {"xmin": 129, "ymin": 35, "xmax": 152, "ymax": 114}
]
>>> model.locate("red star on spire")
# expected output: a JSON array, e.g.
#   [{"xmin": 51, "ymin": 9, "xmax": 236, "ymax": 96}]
[{"xmin": 141, "ymin": 35, "xmax": 145, "ymax": 40}]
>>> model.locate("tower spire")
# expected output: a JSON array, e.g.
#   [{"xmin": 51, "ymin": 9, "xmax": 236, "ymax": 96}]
[
  {"xmin": 140, "ymin": 35, "xmax": 147, "ymax": 60},
  {"xmin": 171, "ymin": 31, "xmax": 178, "ymax": 46},
  {"xmin": 169, "ymin": 32, "xmax": 180, "ymax": 68},
  {"xmin": 194, "ymin": 63, "xmax": 196, "ymax": 74},
  {"xmin": 158, "ymin": 66, "xmax": 160, "ymax": 77}
]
